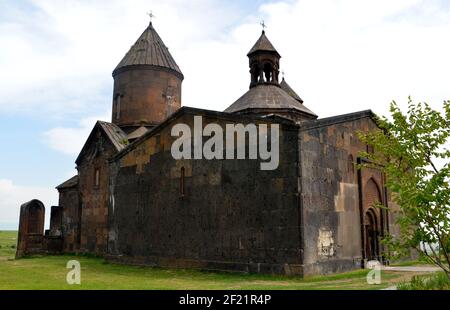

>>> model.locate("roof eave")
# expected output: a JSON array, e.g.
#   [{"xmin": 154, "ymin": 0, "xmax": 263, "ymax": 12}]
[
  {"xmin": 112, "ymin": 64, "xmax": 184, "ymax": 80},
  {"xmin": 111, "ymin": 106, "xmax": 300, "ymax": 162},
  {"xmin": 74, "ymin": 121, "xmax": 127, "ymax": 166},
  {"xmin": 247, "ymin": 49, "xmax": 281, "ymax": 58},
  {"xmin": 229, "ymin": 107, "xmax": 318, "ymax": 119},
  {"xmin": 300, "ymin": 110, "xmax": 378, "ymax": 130}
]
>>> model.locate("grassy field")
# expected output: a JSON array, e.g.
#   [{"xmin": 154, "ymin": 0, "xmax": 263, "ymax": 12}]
[
  {"xmin": 0, "ymin": 230, "xmax": 17, "ymax": 259},
  {"xmin": 0, "ymin": 231, "xmax": 435, "ymax": 290}
]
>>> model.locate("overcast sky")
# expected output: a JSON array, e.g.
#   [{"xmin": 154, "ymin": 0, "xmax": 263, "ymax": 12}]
[{"xmin": 1, "ymin": 0, "xmax": 449, "ymax": 229}]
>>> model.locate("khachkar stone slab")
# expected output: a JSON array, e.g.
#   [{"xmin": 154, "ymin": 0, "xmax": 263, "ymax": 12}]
[{"xmin": 16, "ymin": 199, "xmax": 45, "ymax": 258}]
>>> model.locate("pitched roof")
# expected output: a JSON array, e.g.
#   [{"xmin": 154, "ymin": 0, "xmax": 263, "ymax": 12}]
[
  {"xmin": 75, "ymin": 121, "xmax": 128, "ymax": 165},
  {"xmin": 248, "ymin": 31, "xmax": 280, "ymax": 56},
  {"xmin": 300, "ymin": 110, "xmax": 377, "ymax": 130},
  {"xmin": 280, "ymin": 78, "xmax": 303, "ymax": 103},
  {"xmin": 127, "ymin": 126, "xmax": 149, "ymax": 140},
  {"xmin": 224, "ymin": 84, "xmax": 317, "ymax": 118},
  {"xmin": 112, "ymin": 106, "xmax": 299, "ymax": 161},
  {"xmin": 98, "ymin": 121, "xmax": 129, "ymax": 152},
  {"xmin": 56, "ymin": 175, "xmax": 79, "ymax": 190},
  {"xmin": 113, "ymin": 22, "xmax": 183, "ymax": 78}
]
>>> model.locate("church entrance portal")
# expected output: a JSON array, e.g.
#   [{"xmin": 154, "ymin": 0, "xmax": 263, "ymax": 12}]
[{"xmin": 364, "ymin": 209, "xmax": 379, "ymax": 260}]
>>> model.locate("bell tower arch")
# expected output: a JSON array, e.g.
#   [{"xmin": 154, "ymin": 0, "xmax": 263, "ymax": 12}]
[{"xmin": 248, "ymin": 30, "xmax": 281, "ymax": 88}]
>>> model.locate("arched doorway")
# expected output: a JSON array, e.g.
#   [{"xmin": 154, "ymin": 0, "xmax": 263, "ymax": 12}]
[
  {"xmin": 364, "ymin": 209, "xmax": 379, "ymax": 260},
  {"xmin": 363, "ymin": 178, "xmax": 382, "ymax": 261}
]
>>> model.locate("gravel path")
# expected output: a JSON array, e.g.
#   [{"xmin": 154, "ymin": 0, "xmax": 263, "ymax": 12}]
[
  {"xmin": 381, "ymin": 266, "xmax": 441, "ymax": 272},
  {"xmin": 379, "ymin": 265, "xmax": 441, "ymax": 290}
]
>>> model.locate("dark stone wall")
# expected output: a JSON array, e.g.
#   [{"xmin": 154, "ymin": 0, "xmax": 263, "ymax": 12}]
[
  {"xmin": 49, "ymin": 206, "xmax": 62, "ymax": 235},
  {"xmin": 112, "ymin": 67, "xmax": 182, "ymax": 128},
  {"xmin": 298, "ymin": 115, "xmax": 400, "ymax": 275},
  {"xmin": 108, "ymin": 112, "xmax": 303, "ymax": 274},
  {"xmin": 77, "ymin": 130, "xmax": 117, "ymax": 255},
  {"xmin": 58, "ymin": 186, "xmax": 81, "ymax": 252}
]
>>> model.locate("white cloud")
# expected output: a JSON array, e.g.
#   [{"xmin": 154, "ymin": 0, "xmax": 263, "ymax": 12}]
[
  {"xmin": 250, "ymin": 0, "xmax": 450, "ymax": 117},
  {"xmin": 0, "ymin": 179, "xmax": 58, "ymax": 230},
  {"xmin": 0, "ymin": 0, "xmax": 249, "ymax": 118},
  {"xmin": 2, "ymin": 0, "xmax": 450, "ymax": 231},
  {"xmin": 2, "ymin": 0, "xmax": 449, "ymax": 120},
  {"xmin": 43, "ymin": 113, "xmax": 109, "ymax": 155}
]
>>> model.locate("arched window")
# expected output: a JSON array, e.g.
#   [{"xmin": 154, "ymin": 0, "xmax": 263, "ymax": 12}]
[
  {"xmin": 180, "ymin": 167, "xmax": 185, "ymax": 197},
  {"xmin": 263, "ymin": 62, "xmax": 273, "ymax": 82},
  {"xmin": 251, "ymin": 64, "xmax": 260, "ymax": 85}
]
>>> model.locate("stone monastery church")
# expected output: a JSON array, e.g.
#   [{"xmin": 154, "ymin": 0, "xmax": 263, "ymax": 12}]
[{"xmin": 17, "ymin": 20, "xmax": 400, "ymax": 276}]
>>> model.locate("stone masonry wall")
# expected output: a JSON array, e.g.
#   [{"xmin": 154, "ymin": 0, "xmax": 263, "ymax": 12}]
[
  {"xmin": 298, "ymin": 115, "xmax": 399, "ymax": 275},
  {"xmin": 108, "ymin": 111, "xmax": 303, "ymax": 274},
  {"xmin": 77, "ymin": 131, "xmax": 117, "ymax": 255},
  {"xmin": 58, "ymin": 186, "xmax": 81, "ymax": 252},
  {"xmin": 112, "ymin": 67, "xmax": 182, "ymax": 128}
]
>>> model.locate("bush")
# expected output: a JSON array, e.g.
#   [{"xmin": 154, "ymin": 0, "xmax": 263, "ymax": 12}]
[{"xmin": 398, "ymin": 273, "xmax": 450, "ymax": 290}]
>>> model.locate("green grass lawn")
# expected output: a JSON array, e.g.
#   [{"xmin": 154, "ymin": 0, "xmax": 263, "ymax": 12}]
[
  {"xmin": 0, "ymin": 231, "xmax": 434, "ymax": 290},
  {"xmin": 0, "ymin": 230, "xmax": 17, "ymax": 259}
]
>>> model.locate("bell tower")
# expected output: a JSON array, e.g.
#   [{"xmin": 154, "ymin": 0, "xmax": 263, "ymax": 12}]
[
  {"xmin": 224, "ymin": 28, "xmax": 317, "ymax": 122},
  {"xmin": 111, "ymin": 21, "xmax": 184, "ymax": 133},
  {"xmin": 248, "ymin": 30, "xmax": 281, "ymax": 88}
]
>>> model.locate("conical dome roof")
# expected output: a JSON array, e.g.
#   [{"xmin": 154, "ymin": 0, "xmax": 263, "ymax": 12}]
[
  {"xmin": 247, "ymin": 30, "xmax": 280, "ymax": 57},
  {"xmin": 226, "ymin": 30, "xmax": 316, "ymax": 119},
  {"xmin": 224, "ymin": 84, "xmax": 316, "ymax": 118},
  {"xmin": 113, "ymin": 22, "xmax": 183, "ymax": 78},
  {"xmin": 280, "ymin": 78, "xmax": 303, "ymax": 103}
]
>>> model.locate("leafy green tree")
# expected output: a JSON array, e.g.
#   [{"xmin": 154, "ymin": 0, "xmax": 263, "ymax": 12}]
[{"xmin": 358, "ymin": 98, "xmax": 450, "ymax": 279}]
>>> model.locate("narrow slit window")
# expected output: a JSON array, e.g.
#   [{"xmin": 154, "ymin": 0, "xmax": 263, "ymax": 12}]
[
  {"xmin": 180, "ymin": 167, "xmax": 185, "ymax": 197},
  {"xmin": 94, "ymin": 169, "xmax": 100, "ymax": 187},
  {"xmin": 115, "ymin": 95, "xmax": 121, "ymax": 120}
]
